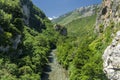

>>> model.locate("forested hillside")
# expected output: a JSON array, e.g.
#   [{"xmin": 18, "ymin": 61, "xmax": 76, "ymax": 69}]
[
  {"xmin": 55, "ymin": 0, "xmax": 120, "ymax": 79},
  {"xmin": 0, "ymin": 0, "xmax": 119, "ymax": 80},
  {"xmin": 0, "ymin": 0, "xmax": 59, "ymax": 79},
  {"xmin": 56, "ymin": 14, "xmax": 109, "ymax": 79}
]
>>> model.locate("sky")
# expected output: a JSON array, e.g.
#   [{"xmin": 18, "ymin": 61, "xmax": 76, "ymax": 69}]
[{"xmin": 32, "ymin": 0, "xmax": 102, "ymax": 18}]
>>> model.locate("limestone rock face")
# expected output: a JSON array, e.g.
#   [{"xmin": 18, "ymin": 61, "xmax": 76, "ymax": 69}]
[
  {"xmin": 95, "ymin": 0, "xmax": 120, "ymax": 33},
  {"xmin": 97, "ymin": 0, "xmax": 120, "ymax": 79},
  {"xmin": 11, "ymin": 35, "xmax": 22, "ymax": 49},
  {"xmin": 103, "ymin": 31, "xmax": 120, "ymax": 80},
  {"xmin": 76, "ymin": 5, "xmax": 100, "ymax": 18},
  {"xmin": 22, "ymin": 4, "xmax": 30, "ymax": 25}
]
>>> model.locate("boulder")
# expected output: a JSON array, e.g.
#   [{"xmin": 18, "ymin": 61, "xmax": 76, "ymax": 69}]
[
  {"xmin": 54, "ymin": 24, "xmax": 67, "ymax": 36},
  {"xmin": 103, "ymin": 31, "xmax": 120, "ymax": 80}
]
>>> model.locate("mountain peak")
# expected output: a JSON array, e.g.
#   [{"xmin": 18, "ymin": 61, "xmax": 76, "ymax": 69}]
[{"xmin": 52, "ymin": 4, "xmax": 100, "ymax": 25}]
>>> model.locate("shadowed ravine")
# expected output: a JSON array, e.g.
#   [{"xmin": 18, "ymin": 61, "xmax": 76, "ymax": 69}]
[{"xmin": 41, "ymin": 50, "xmax": 69, "ymax": 80}]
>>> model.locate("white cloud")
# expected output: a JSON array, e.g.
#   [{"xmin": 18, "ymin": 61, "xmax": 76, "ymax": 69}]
[{"xmin": 48, "ymin": 16, "xmax": 58, "ymax": 20}]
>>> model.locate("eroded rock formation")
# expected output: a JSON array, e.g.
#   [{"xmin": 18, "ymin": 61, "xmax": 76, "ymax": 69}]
[
  {"xmin": 99, "ymin": 0, "xmax": 120, "ymax": 80},
  {"xmin": 103, "ymin": 31, "xmax": 120, "ymax": 80},
  {"xmin": 95, "ymin": 0, "xmax": 120, "ymax": 33}
]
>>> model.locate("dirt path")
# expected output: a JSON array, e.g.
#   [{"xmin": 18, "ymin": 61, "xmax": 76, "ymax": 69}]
[{"xmin": 41, "ymin": 50, "xmax": 69, "ymax": 80}]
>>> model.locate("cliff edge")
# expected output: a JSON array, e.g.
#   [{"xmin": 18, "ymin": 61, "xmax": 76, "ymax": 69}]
[{"xmin": 96, "ymin": 0, "xmax": 120, "ymax": 79}]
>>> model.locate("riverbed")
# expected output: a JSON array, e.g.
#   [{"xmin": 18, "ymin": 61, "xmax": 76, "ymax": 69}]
[{"xmin": 41, "ymin": 50, "xmax": 69, "ymax": 80}]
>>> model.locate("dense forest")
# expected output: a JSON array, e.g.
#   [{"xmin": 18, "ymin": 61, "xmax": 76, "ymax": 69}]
[
  {"xmin": 56, "ymin": 15, "xmax": 111, "ymax": 80},
  {"xmin": 0, "ymin": 0, "xmax": 60, "ymax": 79},
  {"xmin": 0, "ymin": 0, "xmax": 120, "ymax": 80}
]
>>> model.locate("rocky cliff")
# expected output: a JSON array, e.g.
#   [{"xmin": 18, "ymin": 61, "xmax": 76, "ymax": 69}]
[
  {"xmin": 0, "ymin": 0, "xmax": 55, "ymax": 79},
  {"xmin": 52, "ymin": 4, "xmax": 100, "ymax": 25},
  {"xmin": 95, "ymin": 0, "xmax": 120, "ymax": 33},
  {"xmin": 0, "ymin": 0, "xmax": 48, "ymax": 54},
  {"xmin": 103, "ymin": 31, "xmax": 120, "ymax": 80},
  {"xmin": 96, "ymin": 0, "xmax": 120, "ymax": 80}
]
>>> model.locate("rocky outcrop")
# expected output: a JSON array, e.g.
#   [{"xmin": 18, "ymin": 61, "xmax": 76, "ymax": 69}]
[
  {"xmin": 11, "ymin": 35, "xmax": 22, "ymax": 49},
  {"xmin": 103, "ymin": 31, "xmax": 120, "ymax": 80},
  {"xmin": 54, "ymin": 24, "xmax": 67, "ymax": 36},
  {"xmin": 22, "ymin": 4, "xmax": 30, "ymax": 25},
  {"xmin": 95, "ymin": 0, "xmax": 120, "ymax": 33},
  {"xmin": 76, "ymin": 4, "xmax": 100, "ymax": 18},
  {"xmin": 0, "ymin": 45, "xmax": 10, "ymax": 52},
  {"xmin": 0, "ymin": 34, "xmax": 22, "ymax": 52},
  {"xmin": 0, "ymin": 26, "xmax": 3, "ymax": 33},
  {"xmin": 98, "ymin": 0, "xmax": 120, "ymax": 79},
  {"xmin": 52, "ymin": 4, "xmax": 100, "ymax": 25}
]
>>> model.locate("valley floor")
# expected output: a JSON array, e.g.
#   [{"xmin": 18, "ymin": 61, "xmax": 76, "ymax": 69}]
[{"xmin": 41, "ymin": 50, "xmax": 69, "ymax": 80}]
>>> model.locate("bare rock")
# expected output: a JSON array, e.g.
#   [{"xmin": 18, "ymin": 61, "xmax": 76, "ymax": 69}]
[
  {"xmin": 0, "ymin": 26, "xmax": 3, "ymax": 33},
  {"xmin": 0, "ymin": 45, "xmax": 10, "ymax": 52},
  {"xmin": 95, "ymin": 0, "xmax": 120, "ymax": 33},
  {"xmin": 22, "ymin": 4, "xmax": 30, "ymax": 25},
  {"xmin": 12, "ymin": 35, "xmax": 22, "ymax": 49},
  {"xmin": 103, "ymin": 31, "xmax": 120, "ymax": 80},
  {"xmin": 54, "ymin": 24, "xmax": 67, "ymax": 36}
]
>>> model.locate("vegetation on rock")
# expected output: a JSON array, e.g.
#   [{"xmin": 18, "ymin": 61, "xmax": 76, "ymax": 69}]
[
  {"xmin": 0, "ymin": 0, "xmax": 119, "ymax": 80},
  {"xmin": 0, "ymin": 0, "xmax": 59, "ymax": 79}
]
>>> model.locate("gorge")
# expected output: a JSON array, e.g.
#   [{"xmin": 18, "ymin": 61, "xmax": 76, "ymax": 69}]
[{"xmin": 0, "ymin": 0, "xmax": 120, "ymax": 80}]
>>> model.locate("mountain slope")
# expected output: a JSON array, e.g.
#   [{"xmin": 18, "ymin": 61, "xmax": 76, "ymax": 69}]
[
  {"xmin": 55, "ymin": 0, "xmax": 120, "ymax": 79},
  {"xmin": 56, "ymin": 14, "xmax": 109, "ymax": 80},
  {"xmin": 55, "ymin": 2, "xmax": 119, "ymax": 80},
  {"xmin": 66, "ymin": 15, "xmax": 96, "ymax": 36},
  {"xmin": 0, "ymin": 0, "xmax": 58, "ymax": 79},
  {"xmin": 52, "ymin": 4, "xmax": 100, "ymax": 25}
]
